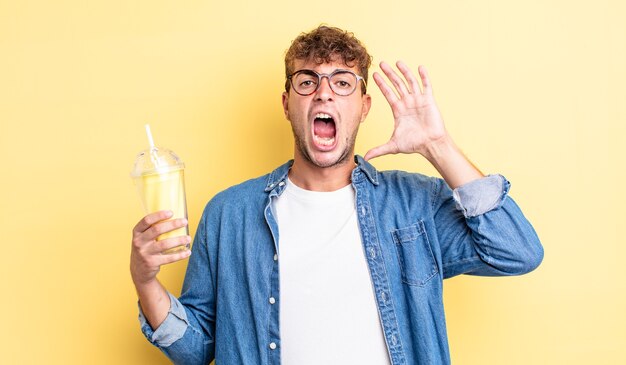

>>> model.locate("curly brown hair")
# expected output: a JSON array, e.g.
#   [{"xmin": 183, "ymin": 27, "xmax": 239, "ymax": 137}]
[{"xmin": 284, "ymin": 25, "xmax": 372, "ymax": 94}]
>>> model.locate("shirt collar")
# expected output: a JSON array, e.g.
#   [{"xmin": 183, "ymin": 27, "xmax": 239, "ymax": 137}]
[
  {"xmin": 353, "ymin": 155, "xmax": 379, "ymax": 186},
  {"xmin": 264, "ymin": 155, "xmax": 379, "ymax": 193},
  {"xmin": 264, "ymin": 159, "xmax": 293, "ymax": 192}
]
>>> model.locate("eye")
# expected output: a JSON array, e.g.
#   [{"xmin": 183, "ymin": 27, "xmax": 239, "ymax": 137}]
[
  {"xmin": 337, "ymin": 80, "xmax": 351, "ymax": 88},
  {"xmin": 332, "ymin": 72, "xmax": 355, "ymax": 89},
  {"xmin": 333, "ymin": 79, "xmax": 353, "ymax": 89},
  {"xmin": 295, "ymin": 73, "xmax": 318, "ymax": 89}
]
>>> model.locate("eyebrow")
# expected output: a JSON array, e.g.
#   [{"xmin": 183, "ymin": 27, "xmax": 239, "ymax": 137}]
[{"xmin": 293, "ymin": 69, "xmax": 355, "ymax": 77}]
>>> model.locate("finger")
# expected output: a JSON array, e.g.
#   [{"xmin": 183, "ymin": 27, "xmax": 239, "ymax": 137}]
[
  {"xmin": 396, "ymin": 61, "xmax": 422, "ymax": 95},
  {"xmin": 364, "ymin": 142, "xmax": 398, "ymax": 161},
  {"xmin": 151, "ymin": 235, "xmax": 192, "ymax": 255},
  {"xmin": 380, "ymin": 61, "xmax": 411, "ymax": 96},
  {"xmin": 418, "ymin": 65, "xmax": 433, "ymax": 95},
  {"xmin": 133, "ymin": 210, "xmax": 173, "ymax": 234},
  {"xmin": 143, "ymin": 218, "xmax": 188, "ymax": 242},
  {"xmin": 157, "ymin": 248, "xmax": 192, "ymax": 265},
  {"xmin": 373, "ymin": 72, "xmax": 400, "ymax": 106}
]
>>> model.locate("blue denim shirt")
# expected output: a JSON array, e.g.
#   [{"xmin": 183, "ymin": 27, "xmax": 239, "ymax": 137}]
[{"xmin": 139, "ymin": 155, "xmax": 543, "ymax": 364}]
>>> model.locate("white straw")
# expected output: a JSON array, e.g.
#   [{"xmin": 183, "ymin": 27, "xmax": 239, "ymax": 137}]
[
  {"xmin": 145, "ymin": 124, "xmax": 156, "ymax": 149},
  {"xmin": 145, "ymin": 124, "xmax": 161, "ymax": 167}
]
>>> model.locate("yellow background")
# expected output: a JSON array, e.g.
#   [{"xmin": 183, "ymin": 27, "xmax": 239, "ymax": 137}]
[{"xmin": 1, "ymin": 0, "xmax": 624, "ymax": 364}]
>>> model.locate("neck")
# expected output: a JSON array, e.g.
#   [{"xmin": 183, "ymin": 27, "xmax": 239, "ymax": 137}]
[{"xmin": 288, "ymin": 154, "xmax": 355, "ymax": 192}]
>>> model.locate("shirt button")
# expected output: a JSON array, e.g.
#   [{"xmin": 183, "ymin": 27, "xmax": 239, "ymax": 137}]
[
  {"xmin": 269, "ymin": 183, "xmax": 275, "ymax": 188},
  {"xmin": 368, "ymin": 247, "xmax": 376, "ymax": 259},
  {"xmin": 269, "ymin": 297, "xmax": 276, "ymax": 304},
  {"xmin": 273, "ymin": 254, "xmax": 278, "ymax": 261},
  {"xmin": 279, "ymin": 181, "xmax": 285, "ymax": 187},
  {"xmin": 269, "ymin": 342, "xmax": 277, "ymax": 350}
]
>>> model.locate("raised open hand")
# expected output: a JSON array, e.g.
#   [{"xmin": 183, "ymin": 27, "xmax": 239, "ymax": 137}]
[{"xmin": 364, "ymin": 61, "xmax": 448, "ymax": 161}]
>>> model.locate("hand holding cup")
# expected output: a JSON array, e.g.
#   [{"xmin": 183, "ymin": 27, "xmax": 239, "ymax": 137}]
[{"xmin": 130, "ymin": 210, "xmax": 191, "ymax": 286}]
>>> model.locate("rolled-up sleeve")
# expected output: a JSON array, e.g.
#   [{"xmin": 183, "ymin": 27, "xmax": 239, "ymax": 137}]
[
  {"xmin": 452, "ymin": 174, "xmax": 509, "ymax": 218},
  {"xmin": 138, "ymin": 292, "xmax": 188, "ymax": 347}
]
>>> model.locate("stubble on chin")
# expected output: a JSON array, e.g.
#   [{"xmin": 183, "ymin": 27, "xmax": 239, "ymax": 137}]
[{"xmin": 292, "ymin": 128, "xmax": 356, "ymax": 169}]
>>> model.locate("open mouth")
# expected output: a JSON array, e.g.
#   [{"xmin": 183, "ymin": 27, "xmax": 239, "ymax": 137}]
[{"xmin": 312, "ymin": 112, "xmax": 337, "ymax": 148}]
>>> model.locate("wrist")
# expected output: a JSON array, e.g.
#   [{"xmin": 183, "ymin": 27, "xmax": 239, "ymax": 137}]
[
  {"xmin": 422, "ymin": 133, "xmax": 484, "ymax": 189},
  {"xmin": 422, "ymin": 133, "xmax": 455, "ymax": 164},
  {"xmin": 133, "ymin": 273, "xmax": 160, "ymax": 293}
]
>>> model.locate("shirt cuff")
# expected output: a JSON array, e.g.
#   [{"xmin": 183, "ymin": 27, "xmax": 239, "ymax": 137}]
[
  {"xmin": 138, "ymin": 291, "xmax": 188, "ymax": 347},
  {"xmin": 452, "ymin": 174, "xmax": 511, "ymax": 218}
]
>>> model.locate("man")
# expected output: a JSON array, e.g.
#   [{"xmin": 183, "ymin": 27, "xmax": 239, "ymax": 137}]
[{"xmin": 131, "ymin": 25, "xmax": 543, "ymax": 364}]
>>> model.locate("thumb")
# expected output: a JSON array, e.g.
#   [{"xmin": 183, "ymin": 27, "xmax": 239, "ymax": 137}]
[{"xmin": 364, "ymin": 142, "xmax": 397, "ymax": 161}]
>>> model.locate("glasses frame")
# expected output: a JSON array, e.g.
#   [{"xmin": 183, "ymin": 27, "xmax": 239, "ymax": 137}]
[{"xmin": 287, "ymin": 69, "xmax": 367, "ymax": 96}]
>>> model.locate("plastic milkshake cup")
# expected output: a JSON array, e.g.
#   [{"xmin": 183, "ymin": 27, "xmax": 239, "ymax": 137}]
[{"xmin": 131, "ymin": 125, "xmax": 189, "ymax": 254}]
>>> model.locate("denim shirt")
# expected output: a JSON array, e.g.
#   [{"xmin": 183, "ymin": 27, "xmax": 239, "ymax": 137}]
[{"xmin": 139, "ymin": 155, "xmax": 544, "ymax": 365}]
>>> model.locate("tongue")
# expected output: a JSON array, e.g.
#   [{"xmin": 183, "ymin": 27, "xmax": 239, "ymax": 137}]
[{"xmin": 313, "ymin": 119, "xmax": 336, "ymax": 138}]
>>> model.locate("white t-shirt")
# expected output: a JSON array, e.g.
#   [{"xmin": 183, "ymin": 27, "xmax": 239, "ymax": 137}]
[{"xmin": 272, "ymin": 177, "xmax": 391, "ymax": 365}]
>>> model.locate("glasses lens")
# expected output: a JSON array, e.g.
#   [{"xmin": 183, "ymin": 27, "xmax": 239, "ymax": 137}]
[
  {"xmin": 292, "ymin": 71, "xmax": 319, "ymax": 95},
  {"xmin": 329, "ymin": 71, "xmax": 357, "ymax": 96}
]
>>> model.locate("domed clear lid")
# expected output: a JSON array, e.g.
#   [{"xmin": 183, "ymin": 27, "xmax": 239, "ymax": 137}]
[{"xmin": 131, "ymin": 147, "xmax": 185, "ymax": 177}]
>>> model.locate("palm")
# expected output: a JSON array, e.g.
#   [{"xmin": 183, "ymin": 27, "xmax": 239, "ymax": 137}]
[{"xmin": 365, "ymin": 62, "xmax": 448, "ymax": 160}]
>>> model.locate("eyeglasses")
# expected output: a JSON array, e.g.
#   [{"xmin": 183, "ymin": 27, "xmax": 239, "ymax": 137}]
[{"xmin": 287, "ymin": 69, "xmax": 367, "ymax": 96}]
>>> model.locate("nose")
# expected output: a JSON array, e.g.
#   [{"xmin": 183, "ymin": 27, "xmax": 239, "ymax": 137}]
[{"xmin": 314, "ymin": 75, "xmax": 334, "ymax": 101}]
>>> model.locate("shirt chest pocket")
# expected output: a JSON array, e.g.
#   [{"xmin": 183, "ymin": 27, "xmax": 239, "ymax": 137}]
[{"xmin": 391, "ymin": 221, "xmax": 439, "ymax": 286}]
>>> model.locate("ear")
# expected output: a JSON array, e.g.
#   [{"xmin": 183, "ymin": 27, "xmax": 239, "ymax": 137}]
[
  {"xmin": 360, "ymin": 93, "xmax": 372, "ymax": 123},
  {"xmin": 282, "ymin": 91, "xmax": 290, "ymax": 119}
]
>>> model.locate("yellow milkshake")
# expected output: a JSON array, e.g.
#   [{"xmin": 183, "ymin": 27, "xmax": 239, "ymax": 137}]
[
  {"xmin": 135, "ymin": 168, "xmax": 188, "ymax": 242},
  {"xmin": 132, "ymin": 132, "xmax": 190, "ymax": 254}
]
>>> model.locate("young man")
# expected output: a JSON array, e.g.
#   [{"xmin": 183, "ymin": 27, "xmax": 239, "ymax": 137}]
[{"xmin": 130, "ymin": 25, "xmax": 543, "ymax": 364}]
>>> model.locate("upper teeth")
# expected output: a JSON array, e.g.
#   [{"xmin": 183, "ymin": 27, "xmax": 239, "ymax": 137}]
[{"xmin": 315, "ymin": 113, "xmax": 332, "ymax": 120}]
